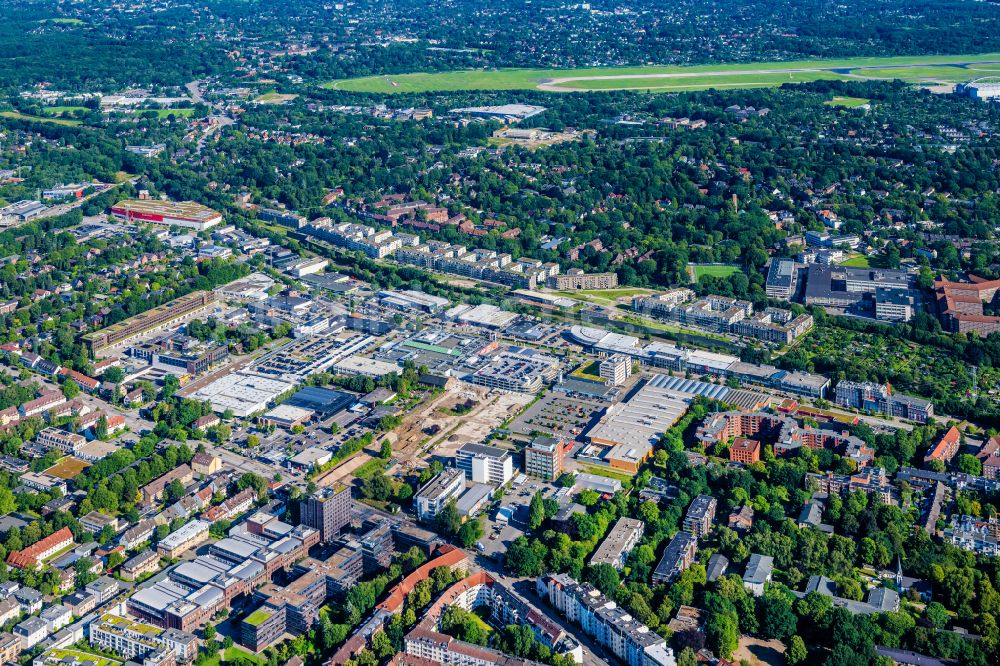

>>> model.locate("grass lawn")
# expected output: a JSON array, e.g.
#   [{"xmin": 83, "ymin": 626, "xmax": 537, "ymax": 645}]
[
  {"xmin": 839, "ymin": 255, "xmax": 872, "ymax": 267},
  {"xmin": 552, "ymin": 70, "xmax": 849, "ymax": 91},
  {"xmin": 43, "ymin": 106, "xmax": 89, "ymax": 115},
  {"xmin": 691, "ymin": 263, "xmax": 741, "ymax": 280},
  {"xmin": 200, "ymin": 646, "xmax": 265, "ymax": 666},
  {"xmin": 244, "ymin": 609, "xmax": 272, "ymax": 626},
  {"xmin": 42, "ymin": 649, "xmax": 120, "ymax": 666},
  {"xmin": 40, "ymin": 18, "xmax": 85, "ymax": 25},
  {"xmin": 825, "ymin": 96, "xmax": 871, "ymax": 107},
  {"xmin": 470, "ymin": 607, "xmax": 495, "ymax": 634},
  {"xmin": 129, "ymin": 108, "xmax": 195, "ymax": 118},
  {"xmin": 0, "ymin": 110, "xmax": 81, "ymax": 126},
  {"xmin": 570, "ymin": 361, "xmax": 603, "ymax": 382},
  {"xmin": 618, "ymin": 313, "xmax": 731, "ymax": 342},
  {"xmin": 581, "ymin": 464, "xmax": 636, "ymax": 482},
  {"xmin": 852, "ymin": 65, "xmax": 973, "ymax": 81},
  {"xmin": 324, "ymin": 52, "xmax": 1000, "ymax": 94},
  {"xmin": 553, "ymin": 287, "xmax": 650, "ymax": 305},
  {"xmin": 353, "ymin": 457, "xmax": 390, "ymax": 481}
]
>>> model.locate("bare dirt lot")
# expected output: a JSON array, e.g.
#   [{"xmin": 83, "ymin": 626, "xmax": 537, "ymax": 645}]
[
  {"xmin": 387, "ymin": 384, "xmax": 532, "ymax": 467},
  {"xmin": 733, "ymin": 636, "xmax": 786, "ymax": 666}
]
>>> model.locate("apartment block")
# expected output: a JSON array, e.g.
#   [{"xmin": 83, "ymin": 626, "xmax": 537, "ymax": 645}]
[
  {"xmin": 589, "ymin": 518, "xmax": 644, "ymax": 570},
  {"xmin": 682, "ymin": 495, "xmax": 716, "ymax": 538}
]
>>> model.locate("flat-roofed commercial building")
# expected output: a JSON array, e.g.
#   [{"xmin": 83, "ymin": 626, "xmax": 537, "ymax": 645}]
[
  {"xmin": 83, "ymin": 291, "xmax": 216, "ymax": 353},
  {"xmin": 766, "ymin": 259, "xmax": 797, "ymax": 300},
  {"xmin": 524, "ymin": 437, "xmax": 564, "ymax": 480},
  {"xmin": 585, "ymin": 373, "xmax": 716, "ymax": 474},
  {"xmin": 599, "ymin": 354, "xmax": 632, "ymax": 386},
  {"xmin": 157, "ymin": 520, "xmax": 210, "ymax": 558},
  {"xmin": 455, "ymin": 443, "xmax": 513, "ymax": 486},
  {"xmin": 414, "ymin": 468, "xmax": 466, "ymax": 521},
  {"xmin": 378, "ymin": 289, "xmax": 450, "ymax": 313},
  {"xmin": 111, "ymin": 199, "xmax": 223, "ymax": 231},
  {"xmin": 299, "ymin": 484, "xmax": 351, "ymax": 542},
  {"xmin": 468, "ymin": 347, "xmax": 560, "ymax": 393}
]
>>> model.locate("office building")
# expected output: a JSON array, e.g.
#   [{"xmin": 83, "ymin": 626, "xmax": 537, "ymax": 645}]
[
  {"xmin": 467, "ymin": 347, "xmax": 560, "ymax": 393},
  {"xmin": 524, "ymin": 437, "xmax": 564, "ymax": 481},
  {"xmin": 455, "ymin": 443, "xmax": 513, "ymax": 486},
  {"xmin": 299, "ymin": 484, "xmax": 352, "ymax": 542},
  {"xmin": 129, "ymin": 334, "xmax": 229, "ymax": 376},
  {"xmin": 598, "ymin": 354, "xmax": 631, "ymax": 386},
  {"xmin": 765, "ymin": 259, "xmax": 797, "ymax": 299},
  {"xmin": 414, "ymin": 469, "xmax": 466, "ymax": 521},
  {"xmin": 804, "ymin": 265, "xmax": 913, "ymax": 310},
  {"xmin": 875, "ymin": 287, "xmax": 915, "ymax": 323}
]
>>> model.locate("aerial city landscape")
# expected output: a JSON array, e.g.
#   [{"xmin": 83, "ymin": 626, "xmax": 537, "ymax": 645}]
[{"xmin": 2, "ymin": 1, "xmax": 1000, "ymax": 666}]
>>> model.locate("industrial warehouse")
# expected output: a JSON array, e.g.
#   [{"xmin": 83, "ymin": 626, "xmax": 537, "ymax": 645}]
[{"xmin": 111, "ymin": 199, "xmax": 224, "ymax": 231}]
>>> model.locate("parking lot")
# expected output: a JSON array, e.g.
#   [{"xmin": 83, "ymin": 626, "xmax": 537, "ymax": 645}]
[
  {"xmin": 478, "ymin": 479, "xmax": 563, "ymax": 560},
  {"xmin": 508, "ymin": 391, "xmax": 605, "ymax": 441}
]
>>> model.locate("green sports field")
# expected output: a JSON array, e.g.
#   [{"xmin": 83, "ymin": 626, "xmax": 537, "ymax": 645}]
[
  {"xmin": 825, "ymin": 96, "xmax": 871, "ymax": 108},
  {"xmin": 130, "ymin": 108, "xmax": 195, "ymax": 118},
  {"xmin": 324, "ymin": 53, "xmax": 1000, "ymax": 94},
  {"xmin": 691, "ymin": 264, "xmax": 741, "ymax": 280}
]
